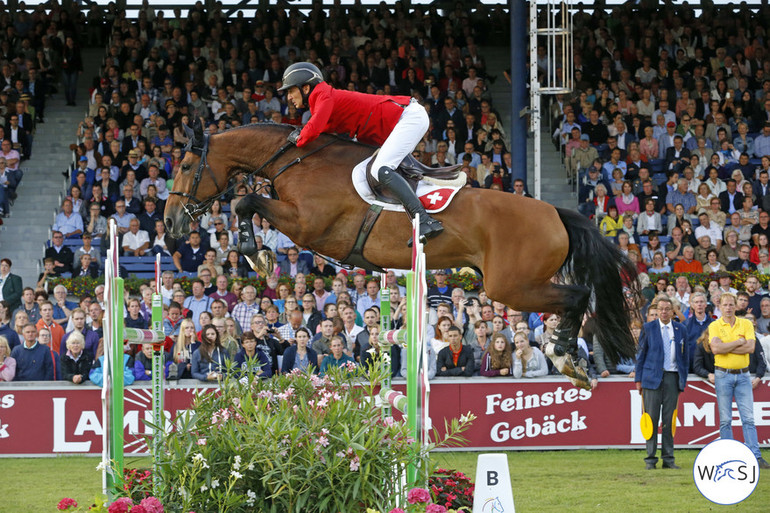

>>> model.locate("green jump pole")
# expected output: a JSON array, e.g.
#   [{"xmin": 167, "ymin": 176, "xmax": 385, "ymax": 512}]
[
  {"xmin": 108, "ymin": 276, "xmax": 125, "ymax": 497},
  {"xmin": 380, "ymin": 274, "xmax": 392, "ymax": 417},
  {"xmin": 151, "ymin": 254, "xmax": 164, "ymax": 495}
]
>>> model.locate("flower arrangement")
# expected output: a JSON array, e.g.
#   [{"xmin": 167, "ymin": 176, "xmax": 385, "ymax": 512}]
[
  {"xmin": 363, "ymin": 483, "xmax": 472, "ymax": 513},
  {"xmin": 647, "ymin": 270, "xmax": 770, "ymax": 291},
  {"xmin": 50, "ymin": 268, "xmax": 485, "ymax": 297},
  {"xmin": 149, "ymin": 362, "xmax": 473, "ymax": 512},
  {"xmin": 428, "ymin": 469, "xmax": 474, "ymax": 510},
  {"xmin": 122, "ymin": 468, "xmax": 154, "ymax": 502},
  {"xmin": 56, "ymin": 496, "xmax": 163, "ymax": 513}
]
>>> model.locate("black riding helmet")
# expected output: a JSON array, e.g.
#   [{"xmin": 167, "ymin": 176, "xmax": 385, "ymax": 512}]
[{"xmin": 277, "ymin": 62, "xmax": 324, "ymax": 92}]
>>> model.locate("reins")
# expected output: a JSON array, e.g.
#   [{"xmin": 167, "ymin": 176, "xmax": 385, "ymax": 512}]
[{"xmin": 169, "ymin": 129, "xmax": 335, "ymax": 221}]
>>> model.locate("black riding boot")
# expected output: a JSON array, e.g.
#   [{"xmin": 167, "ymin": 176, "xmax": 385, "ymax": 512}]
[
  {"xmin": 376, "ymin": 167, "xmax": 444, "ymax": 246},
  {"xmin": 237, "ymin": 219, "xmax": 258, "ymax": 261}
]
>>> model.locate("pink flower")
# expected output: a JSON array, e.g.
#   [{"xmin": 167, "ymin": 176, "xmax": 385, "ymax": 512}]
[
  {"xmin": 425, "ymin": 505, "xmax": 448, "ymax": 513},
  {"xmin": 407, "ymin": 488, "xmax": 431, "ymax": 504},
  {"xmin": 129, "ymin": 506, "xmax": 146, "ymax": 513},
  {"xmin": 349, "ymin": 455, "xmax": 360, "ymax": 471},
  {"xmin": 388, "ymin": 509, "xmax": 407, "ymax": 513},
  {"xmin": 138, "ymin": 497, "xmax": 164, "ymax": 513},
  {"xmin": 108, "ymin": 497, "xmax": 134, "ymax": 513},
  {"xmin": 57, "ymin": 498, "xmax": 78, "ymax": 510}
]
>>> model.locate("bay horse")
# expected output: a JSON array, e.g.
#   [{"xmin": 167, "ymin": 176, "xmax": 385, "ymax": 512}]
[{"xmin": 164, "ymin": 122, "xmax": 637, "ymax": 388}]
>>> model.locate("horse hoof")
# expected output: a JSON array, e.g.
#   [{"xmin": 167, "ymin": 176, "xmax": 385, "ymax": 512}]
[
  {"xmin": 244, "ymin": 250, "xmax": 276, "ymax": 276},
  {"xmin": 544, "ymin": 342, "xmax": 591, "ymax": 390}
]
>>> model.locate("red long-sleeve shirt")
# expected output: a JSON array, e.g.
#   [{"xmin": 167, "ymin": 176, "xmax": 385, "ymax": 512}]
[{"xmin": 297, "ymin": 82, "xmax": 412, "ymax": 147}]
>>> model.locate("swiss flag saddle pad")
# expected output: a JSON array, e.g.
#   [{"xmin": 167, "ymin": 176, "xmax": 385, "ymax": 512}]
[{"xmin": 351, "ymin": 156, "xmax": 464, "ymax": 214}]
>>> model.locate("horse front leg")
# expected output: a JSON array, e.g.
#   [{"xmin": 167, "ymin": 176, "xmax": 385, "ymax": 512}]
[{"xmin": 234, "ymin": 192, "xmax": 294, "ymax": 276}]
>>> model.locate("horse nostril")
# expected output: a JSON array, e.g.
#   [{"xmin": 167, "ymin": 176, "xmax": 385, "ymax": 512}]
[{"xmin": 165, "ymin": 218, "xmax": 173, "ymax": 232}]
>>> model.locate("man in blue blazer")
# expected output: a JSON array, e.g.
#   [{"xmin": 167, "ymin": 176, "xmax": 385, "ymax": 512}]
[{"xmin": 635, "ymin": 295, "xmax": 689, "ymax": 470}]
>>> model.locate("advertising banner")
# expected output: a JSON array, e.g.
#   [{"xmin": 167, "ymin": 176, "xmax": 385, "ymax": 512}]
[{"xmin": 1, "ymin": 378, "xmax": 769, "ymax": 456}]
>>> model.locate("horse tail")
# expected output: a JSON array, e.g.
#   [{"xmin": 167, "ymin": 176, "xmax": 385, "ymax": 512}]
[{"xmin": 555, "ymin": 207, "xmax": 638, "ymax": 363}]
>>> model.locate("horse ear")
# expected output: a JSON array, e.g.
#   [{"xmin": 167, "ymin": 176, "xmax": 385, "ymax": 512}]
[
  {"xmin": 183, "ymin": 122, "xmax": 195, "ymax": 141},
  {"xmin": 193, "ymin": 117, "xmax": 204, "ymax": 141}
]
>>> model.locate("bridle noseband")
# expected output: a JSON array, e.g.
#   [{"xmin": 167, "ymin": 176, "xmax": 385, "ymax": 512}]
[{"xmin": 168, "ymin": 132, "xmax": 225, "ymax": 221}]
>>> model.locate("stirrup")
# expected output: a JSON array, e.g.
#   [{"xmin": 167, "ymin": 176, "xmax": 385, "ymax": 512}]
[{"xmin": 407, "ymin": 217, "xmax": 444, "ymax": 247}]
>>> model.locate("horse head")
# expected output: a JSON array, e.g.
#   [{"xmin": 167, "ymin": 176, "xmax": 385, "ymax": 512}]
[{"xmin": 164, "ymin": 118, "xmax": 220, "ymax": 237}]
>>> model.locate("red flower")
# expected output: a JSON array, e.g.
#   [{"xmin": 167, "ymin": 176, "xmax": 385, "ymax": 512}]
[
  {"xmin": 108, "ymin": 497, "xmax": 134, "ymax": 513},
  {"xmin": 130, "ymin": 506, "xmax": 146, "ymax": 513},
  {"xmin": 138, "ymin": 497, "xmax": 164, "ymax": 513},
  {"xmin": 57, "ymin": 498, "xmax": 78, "ymax": 510},
  {"xmin": 407, "ymin": 487, "xmax": 431, "ymax": 504}
]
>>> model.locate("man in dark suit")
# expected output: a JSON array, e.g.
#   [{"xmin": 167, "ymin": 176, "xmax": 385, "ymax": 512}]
[
  {"xmin": 45, "ymin": 231, "xmax": 75, "ymax": 275},
  {"xmin": 726, "ymin": 243, "xmax": 758, "ymax": 272},
  {"xmin": 277, "ymin": 246, "xmax": 310, "ymax": 278},
  {"xmin": 25, "ymin": 68, "xmax": 47, "ymax": 122},
  {"xmin": 0, "ymin": 258, "xmax": 23, "ymax": 311},
  {"xmin": 663, "ymin": 135, "xmax": 690, "ymax": 172},
  {"xmin": 433, "ymin": 97, "xmax": 466, "ymax": 140},
  {"xmin": 635, "ymin": 295, "xmax": 689, "ymax": 470},
  {"xmin": 755, "ymin": 170, "xmax": 770, "ymax": 207},
  {"xmin": 719, "ymin": 179, "xmax": 744, "ymax": 214},
  {"xmin": 120, "ymin": 124, "xmax": 148, "ymax": 155}
]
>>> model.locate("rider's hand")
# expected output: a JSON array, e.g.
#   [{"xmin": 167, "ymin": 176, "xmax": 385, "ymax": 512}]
[{"xmin": 287, "ymin": 128, "xmax": 301, "ymax": 145}]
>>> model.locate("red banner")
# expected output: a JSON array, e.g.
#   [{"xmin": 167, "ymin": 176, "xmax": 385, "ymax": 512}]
[{"xmin": 1, "ymin": 378, "xmax": 769, "ymax": 456}]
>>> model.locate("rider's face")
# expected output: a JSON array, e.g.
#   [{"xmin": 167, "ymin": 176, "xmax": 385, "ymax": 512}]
[{"xmin": 287, "ymin": 86, "xmax": 305, "ymax": 109}]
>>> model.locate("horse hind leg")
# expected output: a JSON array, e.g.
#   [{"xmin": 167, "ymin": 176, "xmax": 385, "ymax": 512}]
[
  {"xmin": 533, "ymin": 283, "xmax": 594, "ymax": 390},
  {"xmin": 550, "ymin": 283, "xmax": 591, "ymax": 354}
]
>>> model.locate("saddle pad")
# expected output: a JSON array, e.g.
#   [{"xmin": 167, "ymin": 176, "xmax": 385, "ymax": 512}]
[{"xmin": 351, "ymin": 157, "xmax": 462, "ymax": 214}]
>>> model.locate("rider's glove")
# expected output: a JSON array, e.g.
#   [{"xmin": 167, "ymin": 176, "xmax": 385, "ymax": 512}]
[{"xmin": 287, "ymin": 128, "xmax": 301, "ymax": 145}]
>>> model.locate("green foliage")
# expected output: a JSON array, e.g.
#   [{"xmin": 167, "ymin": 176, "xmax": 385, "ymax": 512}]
[
  {"xmin": 156, "ymin": 364, "xmax": 429, "ymax": 513},
  {"xmin": 647, "ymin": 270, "xmax": 769, "ymax": 292},
  {"xmin": 50, "ymin": 270, "xmax": 485, "ymax": 298}
]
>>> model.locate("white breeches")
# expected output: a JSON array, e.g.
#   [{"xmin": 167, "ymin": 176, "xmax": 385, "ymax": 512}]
[{"xmin": 369, "ymin": 99, "xmax": 430, "ymax": 181}]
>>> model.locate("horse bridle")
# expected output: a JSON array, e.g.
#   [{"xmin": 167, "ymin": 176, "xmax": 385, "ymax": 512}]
[{"xmin": 169, "ymin": 129, "xmax": 335, "ymax": 222}]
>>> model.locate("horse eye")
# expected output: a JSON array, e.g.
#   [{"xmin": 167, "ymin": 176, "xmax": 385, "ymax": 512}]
[{"xmin": 182, "ymin": 164, "xmax": 190, "ymax": 172}]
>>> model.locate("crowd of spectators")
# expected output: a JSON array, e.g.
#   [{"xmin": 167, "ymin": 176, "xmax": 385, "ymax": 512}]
[
  {"xmin": 555, "ymin": 1, "xmax": 770, "ymax": 387},
  {"xmin": 41, "ymin": 0, "xmax": 524, "ymax": 285},
  {"xmin": 5, "ymin": 2, "xmax": 770, "ymax": 387},
  {"xmin": 0, "ymin": 3, "xmax": 60, "ymax": 217}
]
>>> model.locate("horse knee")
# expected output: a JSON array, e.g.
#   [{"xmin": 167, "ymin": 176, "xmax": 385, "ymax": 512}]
[{"xmin": 235, "ymin": 193, "xmax": 261, "ymax": 218}]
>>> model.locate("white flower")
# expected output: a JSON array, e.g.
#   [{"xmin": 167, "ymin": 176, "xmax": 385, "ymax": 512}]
[
  {"xmin": 247, "ymin": 462, "xmax": 255, "ymax": 471},
  {"xmin": 366, "ymin": 347, "xmax": 376, "ymax": 355},
  {"xmin": 200, "ymin": 484, "xmax": 208, "ymax": 492},
  {"xmin": 192, "ymin": 453, "xmax": 209, "ymax": 468},
  {"xmin": 230, "ymin": 470, "xmax": 243, "ymax": 480},
  {"xmin": 246, "ymin": 489, "xmax": 256, "ymax": 506},
  {"xmin": 233, "ymin": 455, "xmax": 242, "ymax": 470},
  {"xmin": 95, "ymin": 459, "xmax": 109, "ymax": 472},
  {"xmin": 211, "ymin": 478, "xmax": 220, "ymax": 489}
]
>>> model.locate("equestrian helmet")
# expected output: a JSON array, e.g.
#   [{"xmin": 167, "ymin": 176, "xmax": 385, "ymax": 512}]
[{"xmin": 278, "ymin": 62, "xmax": 324, "ymax": 92}]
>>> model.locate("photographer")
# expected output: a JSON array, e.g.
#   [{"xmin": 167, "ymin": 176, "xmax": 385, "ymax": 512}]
[
  {"xmin": 248, "ymin": 313, "xmax": 284, "ymax": 375},
  {"xmin": 484, "ymin": 160, "xmax": 511, "ymax": 191}
]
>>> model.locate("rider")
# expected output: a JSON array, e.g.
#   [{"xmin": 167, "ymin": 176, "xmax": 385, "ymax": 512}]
[{"xmin": 278, "ymin": 61, "xmax": 444, "ymax": 246}]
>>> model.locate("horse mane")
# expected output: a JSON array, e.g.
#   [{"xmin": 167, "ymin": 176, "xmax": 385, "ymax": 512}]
[{"xmin": 215, "ymin": 122, "xmax": 377, "ymax": 149}]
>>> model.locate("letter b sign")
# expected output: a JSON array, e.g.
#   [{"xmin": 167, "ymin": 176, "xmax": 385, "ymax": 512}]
[{"xmin": 487, "ymin": 470, "xmax": 499, "ymax": 486}]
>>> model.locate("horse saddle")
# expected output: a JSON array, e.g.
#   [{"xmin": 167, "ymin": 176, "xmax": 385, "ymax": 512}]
[{"xmin": 365, "ymin": 150, "xmax": 463, "ymax": 205}]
